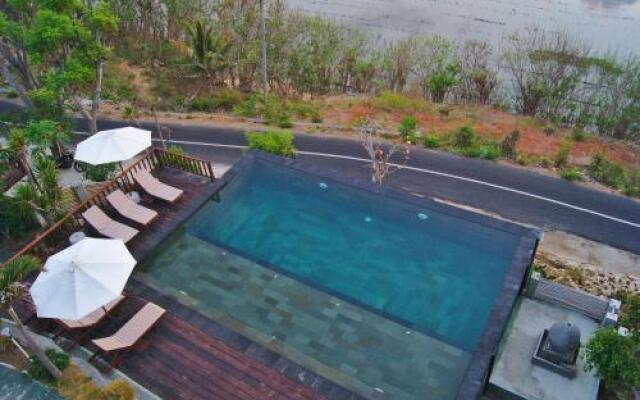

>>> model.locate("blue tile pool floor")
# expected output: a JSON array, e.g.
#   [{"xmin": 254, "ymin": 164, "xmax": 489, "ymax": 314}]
[
  {"xmin": 139, "ymin": 158, "xmax": 523, "ymax": 399},
  {"xmin": 138, "ymin": 234, "xmax": 471, "ymax": 399}
]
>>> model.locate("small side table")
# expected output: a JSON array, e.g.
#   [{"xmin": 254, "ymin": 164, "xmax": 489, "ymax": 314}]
[
  {"xmin": 127, "ymin": 191, "xmax": 141, "ymax": 204},
  {"xmin": 69, "ymin": 231, "xmax": 87, "ymax": 245}
]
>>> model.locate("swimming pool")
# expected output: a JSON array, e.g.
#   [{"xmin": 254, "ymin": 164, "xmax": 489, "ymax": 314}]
[{"xmin": 139, "ymin": 152, "xmax": 538, "ymax": 399}]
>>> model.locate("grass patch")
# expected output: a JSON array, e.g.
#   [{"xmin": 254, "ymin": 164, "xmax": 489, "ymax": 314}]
[
  {"xmin": 287, "ymin": 99, "xmax": 322, "ymax": 122},
  {"xmin": 371, "ymin": 90, "xmax": 429, "ymax": 113},
  {"xmin": 58, "ymin": 364, "xmax": 134, "ymax": 400}
]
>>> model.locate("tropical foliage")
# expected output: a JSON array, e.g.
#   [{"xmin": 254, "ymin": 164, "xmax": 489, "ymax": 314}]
[
  {"xmin": 584, "ymin": 327, "xmax": 640, "ymax": 395},
  {"xmin": 0, "ymin": 0, "xmax": 118, "ymax": 133}
]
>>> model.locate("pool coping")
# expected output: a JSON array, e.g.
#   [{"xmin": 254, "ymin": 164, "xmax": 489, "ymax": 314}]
[{"xmin": 143, "ymin": 151, "xmax": 541, "ymax": 400}]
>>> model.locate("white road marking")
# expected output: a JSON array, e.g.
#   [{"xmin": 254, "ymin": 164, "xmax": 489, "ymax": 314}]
[{"xmin": 72, "ymin": 132, "xmax": 640, "ymax": 229}]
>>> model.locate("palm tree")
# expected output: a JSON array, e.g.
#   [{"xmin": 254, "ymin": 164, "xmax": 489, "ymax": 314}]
[
  {"xmin": 0, "ymin": 256, "xmax": 63, "ymax": 380},
  {"xmin": 186, "ymin": 20, "xmax": 231, "ymax": 89},
  {"xmin": 24, "ymin": 120, "xmax": 70, "ymax": 160},
  {"xmin": 7, "ymin": 128, "xmax": 37, "ymax": 186}
]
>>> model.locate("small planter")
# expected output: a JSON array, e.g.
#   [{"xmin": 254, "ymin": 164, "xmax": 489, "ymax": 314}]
[{"xmin": 56, "ymin": 154, "xmax": 74, "ymax": 170}]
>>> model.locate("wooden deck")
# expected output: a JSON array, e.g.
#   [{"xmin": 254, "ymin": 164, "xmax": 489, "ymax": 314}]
[
  {"xmin": 14, "ymin": 167, "xmax": 360, "ymax": 400},
  {"xmin": 89, "ymin": 297, "xmax": 326, "ymax": 400}
]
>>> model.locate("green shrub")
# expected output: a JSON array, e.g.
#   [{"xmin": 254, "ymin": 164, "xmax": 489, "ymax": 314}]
[
  {"xmin": 398, "ymin": 116, "xmax": 418, "ymax": 144},
  {"xmin": 584, "ymin": 328, "xmax": 640, "ymax": 394},
  {"xmin": 438, "ymin": 106, "xmax": 451, "ymax": 118},
  {"xmin": 516, "ymin": 153, "xmax": 531, "ymax": 166},
  {"xmin": 167, "ymin": 144, "xmax": 185, "ymax": 155},
  {"xmin": 538, "ymin": 156, "xmax": 551, "ymax": 168},
  {"xmin": 500, "ymin": 130, "xmax": 520, "ymax": 160},
  {"xmin": 189, "ymin": 89, "xmax": 244, "ymax": 112},
  {"xmin": 570, "ymin": 127, "xmax": 588, "ymax": 142},
  {"xmin": 29, "ymin": 349, "xmax": 70, "ymax": 384},
  {"xmin": 102, "ymin": 66, "xmax": 135, "ymax": 102},
  {"xmin": 245, "ymin": 130, "xmax": 296, "ymax": 157},
  {"xmin": 189, "ymin": 96, "xmax": 215, "ymax": 112},
  {"xmin": 263, "ymin": 98, "xmax": 293, "ymax": 128},
  {"xmin": 85, "ymin": 163, "xmax": 118, "ymax": 182},
  {"xmin": 422, "ymin": 134, "xmax": 441, "ymax": 148},
  {"xmin": 543, "ymin": 126, "xmax": 556, "ymax": 136},
  {"xmin": 589, "ymin": 154, "xmax": 626, "ymax": 189},
  {"xmin": 311, "ymin": 110, "xmax": 323, "ymax": 123},
  {"xmin": 465, "ymin": 143, "xmax": 501, "ymax": 160},
  {"xmin": 554, "ymin": 139, "xmax": 572, "ymax": 168},
  {"xmin": 532, "ymin": 263, "xmax": 549, "ymax": 279},
  {"xmin": 211, "ymin": 88, "xmax": 244, "ymax": 112},
  {"xmin": 7, "ymin": 90, "xmax": 18, "ymax": 99},
  {"xmin": 617, "ymin": 292, "xmax": 640, "ymax": 335},
  {"xmin": 233, "ymin": 95, "xmax": 258, "ymax": 118},
  {"xmin": 278, "ymin": 112, "xmax": 294, "ymax": 129},
  {"xmin": 623, "ymin": 170, "xmax": 640, "ymax": 196},
  {"xmin": 560, "ymin": 167, "xmax": 582, "ymax": 182},
  {"xmin": 452, "ymin": 126, "xmax": 475, "ymax": 148},
  {"xmin": 623, "ymin": 185, "xmax": 639, "ymax": 197}
]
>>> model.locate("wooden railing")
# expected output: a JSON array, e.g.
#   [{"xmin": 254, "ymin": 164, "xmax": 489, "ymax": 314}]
[{"xmin": 1, "ymin": 147, "xmax": 215, "ymax": 267}]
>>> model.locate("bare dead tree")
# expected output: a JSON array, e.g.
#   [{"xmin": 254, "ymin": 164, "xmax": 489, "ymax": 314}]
[
  {"xmin": 357, "ymin": 118, "xmax": 410, "ymax": 184},
  {"xmin": 152, "ymin": 108, "xmax": 171, "ymax": 149},
  {"xmin": 502, "ymin": 28, "xmax": 591, "ymax": 120},
  {"xmin": 460, "ymin": 40, "xmax": 498, "ymax": 104}
]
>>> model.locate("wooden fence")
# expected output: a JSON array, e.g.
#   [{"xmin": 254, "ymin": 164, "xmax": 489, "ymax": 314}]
[{"xmin": 1, "ymin": 147, "xmax": 215, "ymax": 267}]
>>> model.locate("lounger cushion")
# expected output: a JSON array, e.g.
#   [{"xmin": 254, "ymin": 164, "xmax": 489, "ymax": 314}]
[
  {"xmin": 92, "ymin": 303, "xmax": 166, "ymax": 353},
  {"xmin": 107, "ymin": 190, "xmax": 158, "ymax": 225},
  {"xmin": 133, "ymin": 170, "xmax": 183, "ymax": 203},
  {"xmin": 82, "ymin": 206, "xmax": 139, "ymax": 243}
]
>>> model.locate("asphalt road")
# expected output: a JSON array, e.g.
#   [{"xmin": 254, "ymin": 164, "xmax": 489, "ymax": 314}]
[
  {"xmin": 2, "ymin": 102, "xmax": 639, "ymax": 254},
  {"xmin": 78, "ymin": 117, "xmax": 640, "ymax": 255}
]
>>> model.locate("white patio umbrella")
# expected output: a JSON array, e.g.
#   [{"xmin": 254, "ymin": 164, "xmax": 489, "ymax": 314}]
[
  {"xmin": 74, "ymin": 127, "xmax": 152, "ymax": 165},
  {"xmin": 29, "ymin": 238, "xmax": 136, "ymax": 320}
]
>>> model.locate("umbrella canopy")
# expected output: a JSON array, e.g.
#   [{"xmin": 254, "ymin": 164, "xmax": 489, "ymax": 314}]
[
  {"xmin": 75, "ymin": 127, "xmax": 152, "ymax": 165},
  {"xmin": 30, "ymin": 238, "xmax": 136, "ymax": 320}
]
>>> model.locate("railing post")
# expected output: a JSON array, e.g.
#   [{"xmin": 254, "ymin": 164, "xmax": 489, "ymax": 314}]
[{"xmin": 208, "ymin": 162, "xmax": 215, "ymax": 181}]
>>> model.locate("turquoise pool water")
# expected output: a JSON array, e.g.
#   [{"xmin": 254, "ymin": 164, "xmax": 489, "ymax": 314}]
[
  {"xmin": 139, "ymin": 158, "xmax": 524, "ymax": 399},
  {"xmin": 189, "ymin": 159, "xmax": 519, "ymax": 350},
  {"xmin": 0, "ymin": 366, "xmax": 61, "ymax": 400}
]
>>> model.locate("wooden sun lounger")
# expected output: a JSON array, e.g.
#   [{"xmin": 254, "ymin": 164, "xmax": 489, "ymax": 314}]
[
  {"xmin": 82, "ymin": 205, "xmax": 139, "ymax": 243},
  {"xmin": 133, "ymin": 170, "xmax": 183, "ymax": 203},
  {"xmin": 89, "ymin": 302, "xmax": 166, "ymax": 372},
  {"xmin": 53, "ymin": 295, "xmax": 126, "ymax": 350},
  {"xmin": 107, "ymin": 189, "xmax": 158, "ymax": 226}
]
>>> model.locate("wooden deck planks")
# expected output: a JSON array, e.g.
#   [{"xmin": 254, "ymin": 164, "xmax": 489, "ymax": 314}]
[{"xmin": 117, "ymin": 310, "xmax": 326, "ymax": 400}]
